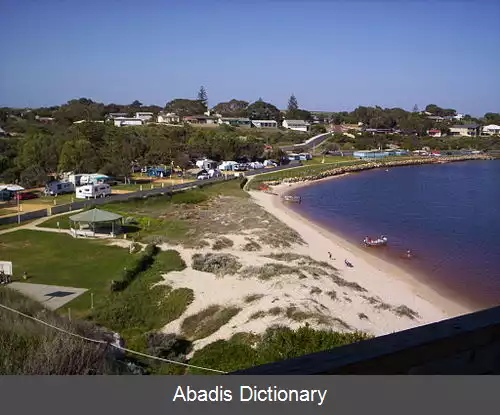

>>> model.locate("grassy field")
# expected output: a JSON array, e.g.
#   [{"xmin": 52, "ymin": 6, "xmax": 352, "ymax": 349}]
[{"xmin": 0, "ymin": 230, "xmax": 138, "ymax": 315}]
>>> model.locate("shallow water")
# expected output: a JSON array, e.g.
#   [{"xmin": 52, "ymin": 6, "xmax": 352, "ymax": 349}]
[{"xmin": 289, "ymin": 160, "xmax": 500, "ymax": 310}]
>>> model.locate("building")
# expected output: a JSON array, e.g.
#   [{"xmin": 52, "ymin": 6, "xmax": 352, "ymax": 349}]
[
  {"xmin": 427, "ymin": 129, "xmax": 443, "ymax": 138},
  {"xmin": 35, "ymin": 116, "xmax": 55, "ymax": 123},
  {"xmin": 218, "ymin": 117, "xmax": 251, "ymax": 127},
  {"xmin": 106, "ymin": 112, "xmax": 129, "ymax": 120},
  {"xmin": 282, "ymin": 119, "xmax": 310, "ymax": 132},
  {"xmin": 353, "ymin": 150, "xmax": 408, "ymax": 159},
  {"xmin": 157, "ymin": 112, "xmax": 180, "ymax": 124},
  {"xmin": 135, "ymin": 112, "xmax": 154, "ymax": 121},
  {"xmin": 113, "ymin": 117, "xmax": 143, "ymax": 127},
  {"xmin": 183, "ymin": 115, "xmax": 218, "ymax": 124},
  {"xmin": 251, "ymin": 120, "xmax": 278, "ymax": 128},
  {"xmin": 482, "ymin": 124, "xmax": 500, "ymax": 136},
  {"xmin": 73, "ymin": 120, "xmax": 104, "ymax": 124},
  {"xmin": 449, "ymin": 124, "xmax": 480, "ymax": 136}
]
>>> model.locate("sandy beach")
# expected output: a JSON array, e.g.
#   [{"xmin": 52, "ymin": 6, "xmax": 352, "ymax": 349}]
[{"xmin": 154, "ymin": 176, "xmax": 472, "ymax": 352}]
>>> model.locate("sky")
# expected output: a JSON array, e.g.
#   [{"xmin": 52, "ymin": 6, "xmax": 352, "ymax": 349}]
[{"xmin": 1, "ymin": 0, "xmax": 499, "ymax": 115}]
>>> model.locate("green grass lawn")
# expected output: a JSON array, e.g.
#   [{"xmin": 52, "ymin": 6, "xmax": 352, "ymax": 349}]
[
  {"xmin": 0, "ymin": 230, "xmax": 138, "ymax": 315},
  {"xmin": 302, "ymin": 155, "xmax": 356, "ymax": 165}
]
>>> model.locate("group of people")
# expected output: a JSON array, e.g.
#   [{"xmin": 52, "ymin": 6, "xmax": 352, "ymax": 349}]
[{"xmin": 328, "ymin": 251, "xmax": 354, "ymax": 268}]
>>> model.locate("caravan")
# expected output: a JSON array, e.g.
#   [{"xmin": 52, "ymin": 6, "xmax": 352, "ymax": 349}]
[
  {"xmin": 76, "ymin": 184, "xmax": 112, "ymax": 199},
  {"xmin": 45, "ymin": 181, "xmax": 75, "ymax": 196}
]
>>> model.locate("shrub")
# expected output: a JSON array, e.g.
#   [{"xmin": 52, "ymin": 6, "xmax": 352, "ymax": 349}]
[
  {"xmin": 191, "ymin": 253, "xmax": 242, "ymax": 276},
  {"xmin": 242, "ymin": 240, "xmax": 261, "ymax": 251},
  {"xmin": 239, "ymin": 178, "xmax": 248, "ymax": 189},
  {"xmin": 110, "ymin": 243, "xmax": 158, "ymax": 292},
  {"xmin": 212, "ymin": 237, "xmax": 234, "ymax": 251}
]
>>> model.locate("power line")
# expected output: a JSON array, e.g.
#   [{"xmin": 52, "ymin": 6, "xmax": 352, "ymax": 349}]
[{"xmin": 0, "ymin": 302, "xmax": 227, "ymax": 374}]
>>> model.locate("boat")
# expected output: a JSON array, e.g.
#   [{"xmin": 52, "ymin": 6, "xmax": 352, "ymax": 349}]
[
  {"xmin": 363, "ymin": 235, "xmax": 388, "ymax": 247},
  {"xmin": 282, "ymin": 195, "xmax": 302, "ymax": 203}
]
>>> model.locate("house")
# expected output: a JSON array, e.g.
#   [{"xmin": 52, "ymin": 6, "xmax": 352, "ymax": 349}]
[
  {"xmin": 135, "ymin": 112, "xmax": 154, "ymax": 121},
  {"xmin": 113, "ymin": 117, "xmax": 144, "ymax": 127},
  {"xmin": 157, "ymin": 112, "xmax": 180, "ymax": 124},
  {"xmin": 218, "ymin": 117, "xmax": 251, "ymax": 127},
  {"xmin": 183, "ymin": 115, "xmax": 218, "ymax": 125},
  {"xmin": 35, "ymin": 116, "xmax": 55, "ymax": 123},
  {"xmin": 449, "ymin": 124, "xmax": 480, "ymax": 136},
  {"xmin": 282, "ymin": 119, "xmax": 310, "ymax": 132},
  {"xmin": 427, "ymin": 129, "xmax": 443, "ymax": 138},
  {"xmin": 106, "ymin": 113, "xmax": 129, "ymax": 120},
  {"xmin": 195, "ymin": 159, "xmax": 218, "ymax": 170},
  {"xmin": 73, "ymin": 120, "xmax": 104, "ymax": 124},
  {"xmin": 427, "ymin": 116, "xmax": 445, "ymax": 122},
  {"xmin": 251, "ymin": 120, "xmax": 278, "ymax": 128},
  {"xmin": 482, "ymin": 124, "xmax": 500, "ymax": 136}
]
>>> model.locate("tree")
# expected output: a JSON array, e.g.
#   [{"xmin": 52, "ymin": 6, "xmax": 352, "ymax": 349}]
[
  {"xmin": 247, "ymin": 100, "xmax": 282, "ymax": 121},
  {"xmin": 165, "ymin": 99, "xmax": 207, "ymax": 117},
  {"xmin": 484, "ymin": 113, "xmax": 500, "ymax": 124},
  {"xmin": 197, "ymin": 86, "xmax": 208, "ymax": 108},
  {"xmin": 213, "ymin": 99, "xmax": 249, "ymax": 117},
  {"xmin": 130, "ymin": 100, "xmax": 143, "ymax": 108},
  {"xmin": 287, "ymin": 94, "xmax": 299, "ymax": 112}
]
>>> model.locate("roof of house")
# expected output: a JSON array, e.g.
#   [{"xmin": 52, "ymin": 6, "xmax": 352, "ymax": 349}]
[
  {"xmin": 69, "ymin": 208, "xmax": 122, "ymax": 223},
  {"xmin": 252, "ymin": 119, "xmax": 278, "ymax": 123},
  {"xmin": 284, "ymin": 120, "xmax": 309, "ymax": 125},
  {"xmin": 451, "ymin": 124, "xmax": 479, "ymax": 129},
  {"xmin": 221, "ymin": 117, "xmax": 250, "ymax": 121},
  {"xmin": 483, "ymin": 124, "xmax": 500, "ymax": 129}
]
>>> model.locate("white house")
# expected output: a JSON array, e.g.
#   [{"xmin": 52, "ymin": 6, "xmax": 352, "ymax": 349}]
[
  {"xmin": 135, "ymin": 112, "xmax": 154, "ymax": 121},
  {"xmin": 251, "ymin": 120, "xmax": 278, "ymax": 128},
  {"xmin": 73, "ymin": 120, "xmax": 104, "ymax": 124},
  {"xmin": 113, "ymin": 117, "xmax": 143, "ymax": 127},
  {"xmin": 482, "ymin": 124, "xmax": 500, "ymax": 136},
  {"xmin": 106, "ymin": 112, "xmax": 129, "ymax": 120},
  {"xmin": 282, "ymin": 119, "xmax": 310, "ymax": 132},
  {"xmin": 157, "ymin": 112, "xmax": 180, "ymax": 124}
]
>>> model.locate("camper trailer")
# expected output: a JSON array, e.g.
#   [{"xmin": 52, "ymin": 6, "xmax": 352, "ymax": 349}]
[
  {"xmin": 45, "ymin": 181, "xmax": 75, "ymax": 196},
  {"xmin": 75, "ymin": 184, "xmax": 112, "ymax": 199},
  {"xmin": 80, "ymin": 174, "xmax": 110, "ymax": 185}
]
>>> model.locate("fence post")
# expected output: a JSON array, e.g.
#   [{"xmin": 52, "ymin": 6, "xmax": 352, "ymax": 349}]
[
  {"xmin": 90, "ymin": 293, "xmax": 94, "ymax": 309},
  {"xmin": 68, "ymin": 308, "xmax": 71, "ymax": 321}
]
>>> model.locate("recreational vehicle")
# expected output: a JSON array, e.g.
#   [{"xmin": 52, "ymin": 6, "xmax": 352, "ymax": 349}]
[
  {"xmin": 45, "ymin": 181, "xmax": 75, "ymax": 196},
  {"xmin": 75, "ymin": 184, "xmax": 112, "ymax": 199}
]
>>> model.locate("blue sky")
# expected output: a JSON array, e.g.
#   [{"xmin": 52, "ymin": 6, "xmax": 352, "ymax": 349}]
[{"xmin": 1, "ymin": 0, "xmax": 499, "ymax": 115}]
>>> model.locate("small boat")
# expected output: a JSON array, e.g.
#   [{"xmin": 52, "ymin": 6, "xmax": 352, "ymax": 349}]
[
  {"xmin": 282, "ymin": 195, "xmax": 302, "ymax": 203},
  {"xmin": 363, "ymin": 235, "xmax": 388, "ymax": 247}
]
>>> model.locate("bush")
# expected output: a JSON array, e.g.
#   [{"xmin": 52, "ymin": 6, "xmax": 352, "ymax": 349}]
[
  {"xmin": 191, "ymin": 253, "xmax": 242, "ymax": 276},
  {"xmin": 110, "ymin": 244, "xmax": 158, "ymax": 292},
  {"xmin": 239, "ymin": 178, "xmax": 248, "ymax": 189},
  {"xmin": 181, "ymin": 305, "xmax": 241, "ymax": 340},
  {"xmin": 212, "ymin": 237, "xmax": 234, "ymax": 250}
]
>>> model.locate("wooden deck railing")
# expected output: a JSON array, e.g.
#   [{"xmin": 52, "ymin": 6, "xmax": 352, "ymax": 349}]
[{"xmin": 231, "ymin": 306, "xmax": 500, "ymax": 375}]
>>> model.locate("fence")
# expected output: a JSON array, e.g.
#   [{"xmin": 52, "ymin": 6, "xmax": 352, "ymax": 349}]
[{"xmin": 0, "ymin": 163, "xmax": 301, "ymax": 226}]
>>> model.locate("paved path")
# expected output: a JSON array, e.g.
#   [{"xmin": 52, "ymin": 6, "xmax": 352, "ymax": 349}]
[
  {"xmin": 0, "ymin": 210, "xmax": 82, "ymax": 236},
  {"xmin": 8, "ymin": 282, "xmax": 88, "ymax": 310}
]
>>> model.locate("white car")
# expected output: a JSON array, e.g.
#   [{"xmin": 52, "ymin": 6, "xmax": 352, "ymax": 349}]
[{"xmin": 197, "ymin": 173, "xmax": 210, "ymax": 180}]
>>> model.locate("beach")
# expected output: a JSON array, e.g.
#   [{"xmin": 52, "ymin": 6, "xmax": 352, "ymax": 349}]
[{"xmin": 156, "ymin": 175, "xmax": 473, "ymax": 352}]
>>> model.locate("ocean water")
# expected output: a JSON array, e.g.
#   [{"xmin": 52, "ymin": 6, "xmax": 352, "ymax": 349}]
[{"xmin": 288, "ymin": 160, "xmax": 500, "ymax": 310}]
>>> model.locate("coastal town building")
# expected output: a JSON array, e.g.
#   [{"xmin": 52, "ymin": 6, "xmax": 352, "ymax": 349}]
[
  {"xmin": 427, "ymin": 129, "xmax": 443, "ymax": 137},
  {"xmin": 106, "ymin": 112, "xmax": 129, "ymax": 120},
  {"xmin": 218, "ymin": 117, "xmax": 252, "ymax": 127},
  {"xmin": 449, "ymin": 124, "xmax": 480, "ymax": 137},
  {"xmin": 113, "ymin": 117, "xmax": 144, "ymax": 127},
  {"xmin": 183, "ymin": 115, "xmax": 218, "ymax": 124},
  {"xmin": 157, "ymin": 112, "xmax": 180, "ymax": 124},
  {"xmin": 251, "ymin": 120, "xmax": 278, "ymax": 128},
  {"xmin": 134, "ymin": 112, "xmax": 154, "ymax": 121},
  {"xmin": 73, "ymin": 120, "xmax": 104, "ymax": 124},
  {"xmin": 482, "ymin": 124, "xmax": 500, "ymax": 136},
  {"xmin": 282, "ymin": 119, "xmax": 310, "ymax": 132},
  {"xmin": 35, "ymin": 116, "xmax": 55, "ymax": 123}
]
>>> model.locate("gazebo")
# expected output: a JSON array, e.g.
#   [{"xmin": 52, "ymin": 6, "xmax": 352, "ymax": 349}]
[{"xmin": 69, "ymin": 208, "xmax": 123, "ymax": 238}]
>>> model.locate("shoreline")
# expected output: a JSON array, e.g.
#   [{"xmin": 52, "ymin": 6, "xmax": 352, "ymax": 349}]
[{"xmin": 250, "ymin": 185, "xmax": 473, "ymax": 322}]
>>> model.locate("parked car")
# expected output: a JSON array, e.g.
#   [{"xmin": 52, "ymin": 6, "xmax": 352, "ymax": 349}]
[
  {"xmin": 197, "ymin": 173, "xmax": 210, "ymax": 180},
  {"xmin": 16, "ymin": 191, "xmax": 40, "ymax": 200}
]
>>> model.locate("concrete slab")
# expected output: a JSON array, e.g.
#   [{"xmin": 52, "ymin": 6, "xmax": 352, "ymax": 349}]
[{"xmin": 8, "ymin": 282, "xmax": 88, "ymax": 310}]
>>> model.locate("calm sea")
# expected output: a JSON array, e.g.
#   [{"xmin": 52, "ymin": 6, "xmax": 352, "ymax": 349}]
[{"xmin": 288, "ymin": 160, "xmax": 500, "ymax": 310}]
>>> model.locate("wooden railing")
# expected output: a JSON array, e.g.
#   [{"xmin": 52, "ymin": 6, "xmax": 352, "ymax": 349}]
[{"xmin": 231, "ymin": 306, "xmax": 500, "ymax": 375}]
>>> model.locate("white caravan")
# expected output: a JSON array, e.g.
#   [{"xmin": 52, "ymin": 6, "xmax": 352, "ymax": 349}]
[
  {"xmin": 45, "ymin": 181, "xmax": 75, "ymax": 196},
  {"xmin": 76, "ymin": 184, "xmax": 112, "ymax": 199}
]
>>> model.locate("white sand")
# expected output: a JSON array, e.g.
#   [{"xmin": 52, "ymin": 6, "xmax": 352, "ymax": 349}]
[{"xmin": 158, "ymin": 183, "xmax": 471, "ymax": 352}]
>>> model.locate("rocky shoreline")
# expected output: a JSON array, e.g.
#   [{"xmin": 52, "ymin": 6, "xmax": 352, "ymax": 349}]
[{"xmin": 263, "ymin": 155, "xmax": 493, "ymax": 186}]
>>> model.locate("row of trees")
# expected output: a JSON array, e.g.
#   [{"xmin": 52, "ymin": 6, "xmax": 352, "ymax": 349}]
[{"xmin": 0, "ymin": 122, "xmax": 301, "ymax": 187}]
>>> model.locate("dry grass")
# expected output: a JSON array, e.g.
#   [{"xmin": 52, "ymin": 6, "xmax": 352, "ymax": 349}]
[
  {"xmin": 358, "ymin": 312, "xmax": 369, "ymax": 320},
  {"xmin": 326, "ymin": 290, "xmax": 337, "ymax": 301},
  {"xmin": 191, "ymin": 253, "xmax": 242, "ymax": 276},
  {"xmin": 330, "ymin": 274, "xmax": 367, "ymax": 292},
  {"xmin": 264, "ymin": 253, "xmax": 336, "ymax": 271},
  {"xmin": 310, "ymin": 287, "xmax": 322, "ymax": 295},
  {"xmin": 393, "ymin": 305, "xmax": 420, "ymax": 320},
  {"xmin": 240, "ymin": 263, "xmax": 307, "ymax": 280},
  {"xmin": 242, "ymin": 239, "xmax": 262, "ymax": 252},
  {"xmin": 181, "ymin": 305, "xmax": 241, "ymax": 340}
]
